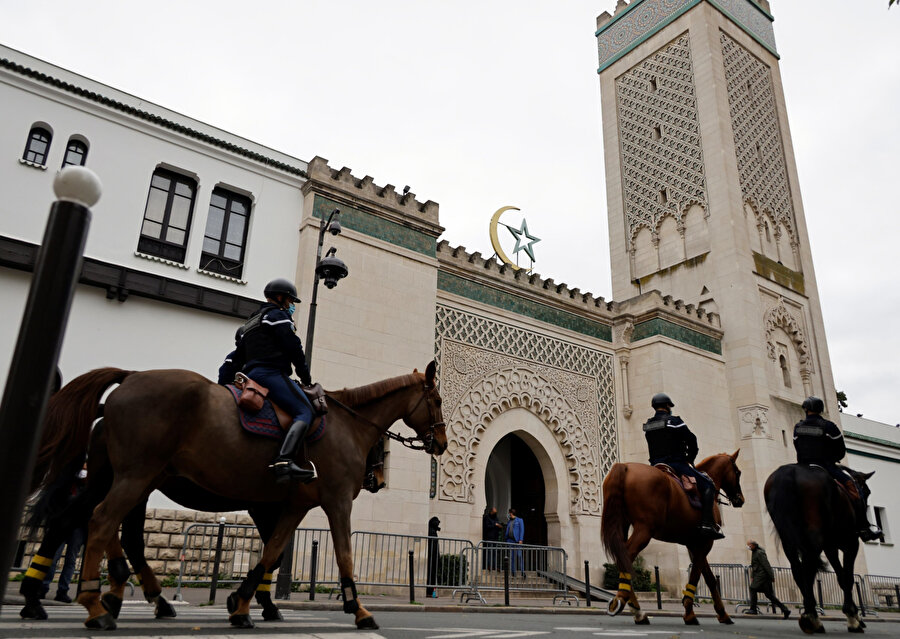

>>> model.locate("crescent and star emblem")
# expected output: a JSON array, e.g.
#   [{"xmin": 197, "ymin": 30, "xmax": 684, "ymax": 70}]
[{"xmin": 489, "ymin": 206, "xmax": 541, "ymax": 271}]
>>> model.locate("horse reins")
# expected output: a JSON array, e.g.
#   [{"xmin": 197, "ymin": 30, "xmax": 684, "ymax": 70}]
[{"xmin": 326, "ymin": 384, "xmax": 444, "ymax": 452}]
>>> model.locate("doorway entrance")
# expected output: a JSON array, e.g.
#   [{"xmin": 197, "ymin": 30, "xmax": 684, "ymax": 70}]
[{"xmin": 484, "ymin": 433, "xmax": 547, "ymax": 546}]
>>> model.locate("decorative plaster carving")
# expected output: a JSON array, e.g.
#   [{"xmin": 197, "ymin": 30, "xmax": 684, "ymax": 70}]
[
  {"xmin": 721, "ymin": 33, "xmax": 796, "ymax": 242},
  {"xmin": 764, "ymin": 300, "xmax": 808, "ymax": 366},
  {"xmin": 738, "ymin": 404, "xmax": 770, "ymax": 439},
  {"xmin": 434, "ymin": 305, "xmax": 617, "ymax": 516},
  {"xmin": 615, "ymin": 34, "xmax": 708, "ymax": 246}
]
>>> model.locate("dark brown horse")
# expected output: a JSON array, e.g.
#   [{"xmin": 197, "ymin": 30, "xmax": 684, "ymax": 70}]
[
  {"xmin": 765, "ymin": 464, "xmax": 872, "ymax": 634},
  {"xmin": 37, "ymin": 363, "xmax": 446, "ymax": 630},
  {"xmin": 601, "ymin": 451, "xmax": 744, "ymax": 625}
]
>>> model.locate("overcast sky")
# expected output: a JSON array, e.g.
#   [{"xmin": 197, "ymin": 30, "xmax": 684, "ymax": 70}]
[{"xmin": 1, "ymin": 1, "xmax": 897, "ymax": 424}]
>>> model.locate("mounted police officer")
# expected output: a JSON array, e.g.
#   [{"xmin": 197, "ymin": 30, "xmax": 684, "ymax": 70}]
[
  {"xmin": 643, "ymin": 393, "xmax": 724, "ymax": 540},
  {"xmin": 225, "ymin": 278, "xmax": 318, "ymax": 484},
  {"xmin": 793, "ymin": 396, "xmax": 882, "ymax": 541}
]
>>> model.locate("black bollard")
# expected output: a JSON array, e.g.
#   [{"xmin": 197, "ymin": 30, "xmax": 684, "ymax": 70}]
[
  {"xmin": 0, "ymin": 167, "xmax": 100, "ymax": 603},
  {"xmin": 584, "ymin": 560, "xmax": 591, "ymax": 607},
  {"xmin": 855, "ymin": 580, "xmax": 866, "ymax": 617},
  {"xmin": 209, "ymin": 519, "xmax": 226, "ymax": 604},
  {"xmin": 895, "ymin": 584, "xmax": 900, "ymax": 611},
  {"xmin": 275, "ymin": 535, "xmax": 295, "ymax": 600},
  {"xmin": 503, "ymin": 554, "xmax": 510, "ymax": 606},
  {"xmin": 817, "ymin": 579, "xmax": 824, "ymax": 610},
  {"xmin": 655, "ymin": 566, "xmax": 662, "ymax": 610},
  {"xmin": 308, "ymin": 540, "xmax": 319, "ymax": 601},
  {"xmin": 408, "ymin": 550, "xmax": 415, "ymax": 603}
]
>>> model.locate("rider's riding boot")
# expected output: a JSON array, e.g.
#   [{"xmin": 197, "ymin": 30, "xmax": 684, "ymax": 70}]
[
  {"xmin": 698, "ymin": 483, "xmax": 725, "ymax": 540},
  {"xmin": 843, "ymin": 480, "xmax": 883, "ymax": 542},
  {"xmin": 269, "ymin": 420, "xmax": 316, "ymax": 484}
]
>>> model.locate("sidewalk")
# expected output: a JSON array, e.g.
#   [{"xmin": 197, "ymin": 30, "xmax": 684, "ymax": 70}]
[{"xmin": 6, "ymin": 586, "xmax": 900, "ymax": 623}]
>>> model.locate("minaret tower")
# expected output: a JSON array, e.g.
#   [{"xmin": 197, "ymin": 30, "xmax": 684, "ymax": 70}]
[{"xmin": 596, "ymin": 0, "xmax": 841, "ymax": 556}]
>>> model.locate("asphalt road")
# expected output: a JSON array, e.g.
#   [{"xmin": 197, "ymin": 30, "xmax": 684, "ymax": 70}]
[{"xmin": 3, "ymin": 605, "xmax": 900, "ymax": 639}]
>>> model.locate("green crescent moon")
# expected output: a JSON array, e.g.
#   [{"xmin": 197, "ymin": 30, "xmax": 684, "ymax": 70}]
[{"xmin": 489, "ymin": 206, "xmax": 527, "ymax": 271}]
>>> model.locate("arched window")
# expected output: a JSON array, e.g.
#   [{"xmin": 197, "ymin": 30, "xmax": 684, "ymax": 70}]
[
  {"xmin": 779, "ymin": 354, "xmax": 792, "ymax": 388},
  {"xmin": 200, "ymin": 187, "xmax": 251, "ymax": 278},
  {"xmin": 23, "ymin": 126, "xmax": 52, "ymax": 165},
  {"xmin": 137, "ymin": 168, "xmax": 197, "ymax": 264},
  {"xmin": 61, "ymin": 139, "xmax": 88, "ymax": 167}
]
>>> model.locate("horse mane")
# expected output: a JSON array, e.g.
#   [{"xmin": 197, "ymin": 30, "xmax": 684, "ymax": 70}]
[{"xmin": 329, "ymin": 372, "xmax": 424, "ymax": 407}]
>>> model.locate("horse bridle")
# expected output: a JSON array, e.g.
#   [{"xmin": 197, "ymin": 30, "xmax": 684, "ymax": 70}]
[
  {"xmin": 327, "ymin": 383, "xmax": 444, "ymax": 453},
  {"xmin": 716, "ymin": 457, "xmax": 742, "ymax": 506}
]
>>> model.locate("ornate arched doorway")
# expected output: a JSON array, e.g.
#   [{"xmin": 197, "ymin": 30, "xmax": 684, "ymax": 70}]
[{"xmin": 484, "ymin": 433, "xmax": 547, "ymax": 546}]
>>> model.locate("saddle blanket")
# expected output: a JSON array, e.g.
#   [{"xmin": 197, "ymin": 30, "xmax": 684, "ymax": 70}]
[
  {"xmin": 654, "ymin": 463, "xmax": 702, "ymax": 510},
  {"xmin": 225, "ymin": 385, "xmax": 326, "ymax": 442}
]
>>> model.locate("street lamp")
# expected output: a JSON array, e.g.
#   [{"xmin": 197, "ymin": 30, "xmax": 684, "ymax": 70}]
[
  {"xmin": 304, "ymin": 209, "xmax": 348, "ymax": 363},
  {"xmin": 275, "ymin": 208, "xmax": 348, "ymax": 600}
]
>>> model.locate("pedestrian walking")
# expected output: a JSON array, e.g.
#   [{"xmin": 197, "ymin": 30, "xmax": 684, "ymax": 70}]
[{"xmin": 746, "ymin": 540, "xmax": 790, "ymax": 618}]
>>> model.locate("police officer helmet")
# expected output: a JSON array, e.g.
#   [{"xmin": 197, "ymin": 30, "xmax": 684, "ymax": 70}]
[
  {"xmin": 801, "ymin": 396, "xmax": 824, "ymax": 414},
  {"xmin": 263, "ymin": 278, "xmax": 300, "ymax": 303},
  {"xmin": 651, "ymin": 393, "xmax": 674, "ymax": 409}
]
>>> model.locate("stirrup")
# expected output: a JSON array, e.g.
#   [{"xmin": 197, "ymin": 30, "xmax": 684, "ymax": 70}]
[{"xmin": 698, "ymin": 523, "xmax": 725, "ymax": 540}]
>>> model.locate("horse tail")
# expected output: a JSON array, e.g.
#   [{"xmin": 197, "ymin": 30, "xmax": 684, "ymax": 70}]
[
  {"xmin": 30, "ymin": 367, "xmax": 134, "ymax": 496},
  {"xmin": 602, "ymin": 463, "xmax": 631, "ymax": 571},
  {"xmin": 766, "ymin": 465, "xmax": 826, "ymax": 572}
]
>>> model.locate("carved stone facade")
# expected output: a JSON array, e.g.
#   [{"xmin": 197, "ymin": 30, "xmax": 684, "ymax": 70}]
[
  {"xmin": 434, "ymin": 305, "xmax": 616, "ymax": 516},
  {"xmin": 738, "ymin": 404, "xmax": 771, "ymax": 439},
  {"xmin": 721, "ymin": 32, "xmax": 796, "ymax": 241},
  {"xmin": 763, "ymin": 299, "xmax": 809, "ymax": 368},
  {"xmin": 615, "ymin": 33, "xmax": 708, "ymax": 245}
]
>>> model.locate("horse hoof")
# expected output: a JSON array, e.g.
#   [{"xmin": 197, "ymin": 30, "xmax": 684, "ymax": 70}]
[
  {"xmin": 261, "ymin": 606, "xmax": 283, "ymax": 621},
  {"xmin": 19, "ymin": 603, "xmax": 48, "ymax": 620},
  {"xmin": 634, "ymin": 616, "xmax": 650, "ymax": 625},
  {"xmin": 229, "ymin": 614, "xmax": 254, "ymax": 629},
  {"xmin": 356, "ymin": 615, "xmax": 379, "ymax": 630},
  {"xmin": 848, "ymin": 627, "xmax": 864, "ymax": 634},
  {"xmin": 226, "ymin": 592, "xmax": 239, "ymax": 615},
  {"xmin": 607, "ymin": 597, "xmax": 625, "ymax": 616},
  {"xmin": 859, "ymin": 620, "xmax": 867, "ymax": 629},
  {"xmin": 155, "ymin": 596, "xmax": 177, "ymax": 618},
  {"xmin": 101, "ymin": 592, "xmax": 123, "ymax": 619},
  {"xmin": 719, "ymin": 615, "xmax": 734, "ymax": 625},
  {"xmin": 84, "ymin": 613, "xmax": 117, "ymax": 630},
  {"xmin": 684, "ymin": 616, "xmax": 700, "ymax": 626}
]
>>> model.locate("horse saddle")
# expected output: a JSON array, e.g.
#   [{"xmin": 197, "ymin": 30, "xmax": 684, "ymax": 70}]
[
  {"xmin": 654, "ymin": 463, "xmax": 702, "ymax": 510},
  {"xmin": 226, "ymin": 374, "xmax": 327, "ymax": 441}
]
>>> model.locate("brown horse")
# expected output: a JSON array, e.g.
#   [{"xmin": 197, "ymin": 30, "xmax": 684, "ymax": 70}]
[
  {"xmin": 37, "ymin": 363, "xmax": 446, "ymax": 631},
  {"xmin": 601, "ymin": 451, "xmax": 744, "ymax": 625}
]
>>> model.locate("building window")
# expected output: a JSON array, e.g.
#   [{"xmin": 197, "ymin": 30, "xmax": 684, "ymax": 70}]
[
  {"xmin": 137, "ymin": 168, "xmax": 197, "ymax": 264},
  {"xmin": 23, "ymin": 126, "xmax": 52, "ymax": 165},
  {"xmin": 200, "ymin": 188, "xmax": 251, "ymax": 278},
  {"xmin": 874, "ymin": 506, "xmax": 891, "ymax": 543},
  {"xmin": 779, "ymin": 354, "xmax": 792, "ymax": 388},
  {"xmin": 61, "ymin": 139, "xmax": 88, "ymax": 167}
]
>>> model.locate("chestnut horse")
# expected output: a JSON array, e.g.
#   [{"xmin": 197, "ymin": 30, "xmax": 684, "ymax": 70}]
[
  {"xmin": 765, "ymin": 464, "xmax": 873, "ymax": 634},
  {"xmin": 35, "ymin": 363, "xmax": 446, "ymax": 631},
  {"xmin": 601, "ymin": 451, "xmax": 744, "ymax": 625}
]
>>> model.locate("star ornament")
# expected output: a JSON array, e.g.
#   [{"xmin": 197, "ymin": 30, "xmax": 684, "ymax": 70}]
[{"xmin": 505, "ymin": 219, "xmax": 541, "ymax": 262}]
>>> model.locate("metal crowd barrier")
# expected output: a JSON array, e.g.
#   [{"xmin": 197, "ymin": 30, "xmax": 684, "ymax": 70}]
[
  {"xmin": 175, "ymin": 524, "xmax": 475, "ymax": 598},
  {"xmin": 862, "ymin": 574, "xmax": 900, "ymax": 609},
  {"xmin": 695, "ymin": 563, "xmax": 876, "ymax": 614},
  {"xmin": 453, "ymin": 541, "xmax": 578, "ymax": 605},
  {"xmin": 694, "ymin": 563, "xmax": 750, "ymax": 607}
]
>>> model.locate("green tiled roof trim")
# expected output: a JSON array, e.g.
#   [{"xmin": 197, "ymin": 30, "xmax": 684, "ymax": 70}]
[
  {"xmin": 0, "ymin": 57, "xmax": 308, "ymax": 178},
  {"xmin": 845, "ymin": 431, "xmax": 900, "ymax": 451},
  {"xmin": 752, "ymin": 252, "xmax": 805, "ymax": 295},
  {"xmin": 596, "ymin": 0, "xmax": 777, "ymax": 73},
  {"xmin": 437, "ymin": 271, "xmax": 612, "ymax": 342},
  {"xmin": 631, "ymin": 317, "xmax": 721, "ymax": 354},
  {"xmin": 846, "ymin": 448, "xmax": 900, "ymax": 465},
  {"xmin": 313, "ymin": 195, "xmax": 436, "ymax": 257}
]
